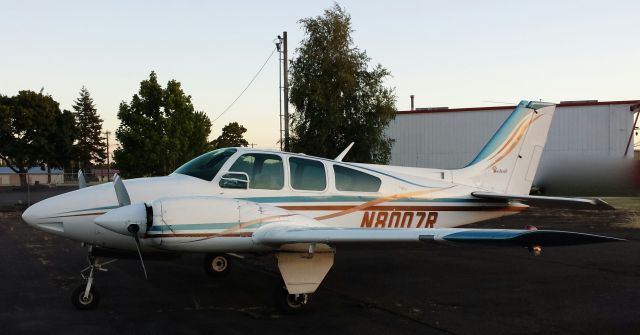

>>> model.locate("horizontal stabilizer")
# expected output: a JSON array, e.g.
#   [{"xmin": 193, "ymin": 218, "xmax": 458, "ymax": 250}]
[
  {"xmin": 426, "ymin": 229, "xmax": 623, "ymax": 246},
  {"xmin": 471, "ymin": 192, "xmax": 614, "ymax": 210}
]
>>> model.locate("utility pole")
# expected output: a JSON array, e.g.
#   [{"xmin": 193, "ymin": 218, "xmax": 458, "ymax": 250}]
[
  {"xmin": 105, "ymin": 131, "xmax": 111, "ymax": 182},
  {"xmin": 276, "ymin": 35, "xmax": 283, "ymax": 151},
  {"xmin": 282, "ymin": 31, "xmax": 290, "ymax": 152}
]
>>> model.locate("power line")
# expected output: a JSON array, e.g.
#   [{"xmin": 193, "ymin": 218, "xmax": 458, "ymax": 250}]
[{"xmin": 212, "ymin": 46, "xmax": 278, "ymax": 123}]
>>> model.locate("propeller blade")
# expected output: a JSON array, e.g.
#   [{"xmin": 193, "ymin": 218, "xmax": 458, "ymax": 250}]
[
  {"xmin": 78, "ymin": 170, "xmax": 87, "ymax": 189},
  {"xmin": 113, "ymin": 174, "xmax": 131, "ymax": 207},
  {"xmin": 128, "ymin": 224, "xmax": 148, "ymax": 280}
]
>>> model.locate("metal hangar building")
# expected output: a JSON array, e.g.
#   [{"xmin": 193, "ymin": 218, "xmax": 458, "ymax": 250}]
[{"xmin": 385, "ymin": 100, "xmax": 640, "ymax": 194}]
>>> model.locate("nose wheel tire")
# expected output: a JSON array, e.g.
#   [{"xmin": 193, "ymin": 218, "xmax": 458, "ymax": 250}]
[
  {"xmin": 204, "ymin": 254, "xmax": 232, "ymax": 277},
  {"xmin": 274, "ymin": 280, "xmax": 310, "ymax": 314},
  {"xmin": 71, "ymin": 284, "xmax": 100, "ymax": 310}
]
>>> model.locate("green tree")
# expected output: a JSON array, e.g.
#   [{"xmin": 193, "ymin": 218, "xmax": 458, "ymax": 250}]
[
  {"xmin": 114, "ymin": 72, "xmax": 166, "ymax": 177},
  {"xmin": 211, "ymin": 122, "xmax": 249, "ymax": 149},
  {"xmin": 72, "ymin": 86, "xmax": 106, "ymax": 170},
  {"xmin": 114, "ymin": 71, "xmax": 212, "ymax": 178},
  {"xmin": 45, "ymin": 109, "xmax": 78, "ymax": 182},
  {"xmin": 164, "ymin": 80, "xmax": 212, "ymax": 170},
  {"xmin": 0, "ymin": 91, "xmax": 73, "ymax": 186},
  {"xmin": 289, "ymin": 4, "xmax": 397, "ymax": 163}
]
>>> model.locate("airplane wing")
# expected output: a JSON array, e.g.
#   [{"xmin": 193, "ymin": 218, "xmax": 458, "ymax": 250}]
[
  {"xmin": 471, "ymin": 191, "xmax": 615, "ymax": 210},
  {"xmin": 253, "ymin": 224, "xmax": 623, "ymax": 247}
]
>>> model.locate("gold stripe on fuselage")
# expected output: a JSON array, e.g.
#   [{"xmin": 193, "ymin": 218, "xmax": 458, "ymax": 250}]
[{"xmin": 313, "ymin": 187, "xmax": 455, "ymax": 221}]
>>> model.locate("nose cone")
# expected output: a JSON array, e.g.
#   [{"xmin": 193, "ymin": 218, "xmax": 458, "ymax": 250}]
[
  {"xmin": 22, "ymin": 201, "xmax": 48, "ymax": 227},
  {"xmin": 94, "ymin": 203, "xmax": 147, "ymax": 235},
  {"xmin": 22, "ymin": 204, "xmax": 38, "ymax": 227},
  {"xmin": 22, "ymin": 200, "xmax": 66, "ymax": 233}
]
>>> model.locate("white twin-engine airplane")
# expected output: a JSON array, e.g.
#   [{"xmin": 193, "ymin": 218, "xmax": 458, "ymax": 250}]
[{"xmin": 22, "ymin": 100, "xmax": 620, "ymax": 313}]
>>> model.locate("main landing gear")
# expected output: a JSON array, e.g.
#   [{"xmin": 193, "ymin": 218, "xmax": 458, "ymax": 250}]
[
  {"xmin": 202, "ymin": 253, "xmax": 310, "ymax": 313},
  {"xmin": 71, "ymin": 247, "xmax": 115, "ymax": 310},
  {"xmin": 274, "ymin": 280, "xmax": 311, "ymax": 314},
  {"xmin": 203, "ymin": 253, "xmax": 233, "ymax": 277}
]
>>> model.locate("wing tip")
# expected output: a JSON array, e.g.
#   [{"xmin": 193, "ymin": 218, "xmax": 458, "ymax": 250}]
[
  {"xmin": 593, "ymin": 198, "xmax": 616, "ymax": 210},
  {"xmin": 440, "ymin": 229, "xmax": 624, "ymax": 246}
]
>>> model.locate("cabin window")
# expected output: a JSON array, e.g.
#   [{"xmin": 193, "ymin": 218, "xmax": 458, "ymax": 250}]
[
  {"xmin": 173, "ymin": 148, "xmax": 237, "ymax": 181},
  {"xmin": 229, "ymin": 153, "xmax": 284, "ymax": 190},
  {"xmin": 333, "ymin": 165, "xmax": 381, "ymax": 192},
  {"xmin": 289, "ymin": 157, "xmax": 327, "ymax": 191}
]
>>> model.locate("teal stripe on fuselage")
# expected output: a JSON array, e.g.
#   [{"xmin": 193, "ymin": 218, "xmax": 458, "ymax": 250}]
[
  {"xmin": 148, "ymin": 221, "xmax": 271, "ymax": 232},
  {"xmin": 149, "ymin": 222, "xmax": 237, "ymax": 232},
  {"xmin": 240, "ymin": 196, "xmax": 497, "ymax": 203}
]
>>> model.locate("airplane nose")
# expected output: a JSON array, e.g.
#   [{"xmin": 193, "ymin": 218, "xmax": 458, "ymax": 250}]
[
  {"xmin": 21, "ymin": 200, "xmax": 64, "ymax": 234},
  {"xmin": 22, "ymin": 203, "xmax": 40, "ymax": 227}
]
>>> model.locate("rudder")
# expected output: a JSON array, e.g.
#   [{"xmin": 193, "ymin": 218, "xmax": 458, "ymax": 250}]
[{"xmin": 453, "ymin": 100, "xmax": 556, "ymax": 194}]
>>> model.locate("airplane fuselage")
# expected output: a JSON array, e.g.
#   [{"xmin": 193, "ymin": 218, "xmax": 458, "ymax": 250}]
[{"xmin": 23, "ymin": 148, "xmax": 526, "ymax": 253}]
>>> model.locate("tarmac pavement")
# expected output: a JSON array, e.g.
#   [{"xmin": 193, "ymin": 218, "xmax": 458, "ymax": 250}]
[{"xmin": 0, "ymin": 202, "xmax": 639, "ymax": 334}]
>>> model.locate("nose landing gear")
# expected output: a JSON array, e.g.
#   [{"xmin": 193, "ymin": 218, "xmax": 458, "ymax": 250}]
[
  {"xmin": 71, "ymin": 283, "xmax": 100, "ymax": 310},
  {"xmin": 72, "ymin": 247, "xmax": 116, "ymax": 310}
]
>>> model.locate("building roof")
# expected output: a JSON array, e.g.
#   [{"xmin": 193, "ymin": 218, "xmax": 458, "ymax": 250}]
[
  {"xmin": 91, "ymin": 169, "xmax": 120, "ymax": 177},
  {"xmin": 0, "ymin": 167, "xmax": 64, "ymax": 174},
  {"xmin": 397, "ymin": 100, "xmax": 640, "ymax": 115}
]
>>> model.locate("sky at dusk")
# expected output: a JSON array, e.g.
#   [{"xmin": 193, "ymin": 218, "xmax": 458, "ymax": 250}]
[{"xmin": 1, "ymin": 0, "xmax": 639, "ymax": 150}]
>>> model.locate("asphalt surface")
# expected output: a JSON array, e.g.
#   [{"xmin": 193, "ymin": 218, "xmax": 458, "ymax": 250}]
[{"xmin": 1, "ymin": 201, "xmax": 639, "ymax": 334}]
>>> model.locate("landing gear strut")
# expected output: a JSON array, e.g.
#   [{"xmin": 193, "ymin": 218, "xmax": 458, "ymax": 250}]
[
  {"xmin": 71, "ymin": 247, "xmax": 115, "ymax": 310},
  {"xmin": 274, "ymin": 280, "xmax": 311, "ymax": 314},
  {"xmin": 203, "ymin": 253, "xmax": 232, "ymax": 277}
]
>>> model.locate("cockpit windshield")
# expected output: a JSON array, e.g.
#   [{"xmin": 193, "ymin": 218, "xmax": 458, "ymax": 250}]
[{"xmin": 173, "ymin": 148, "xmax": 237, "ymax": 181}]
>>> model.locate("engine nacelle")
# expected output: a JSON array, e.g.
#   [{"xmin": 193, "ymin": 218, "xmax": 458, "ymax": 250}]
[{"xmin": 94, "ymin": 203, "xmax": 148, "ymax": 236}]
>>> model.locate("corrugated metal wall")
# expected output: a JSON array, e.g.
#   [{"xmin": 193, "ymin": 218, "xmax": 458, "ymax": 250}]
[{"xmin": 386, "ymin": 102, "xmax": 636, "ymax": 186}]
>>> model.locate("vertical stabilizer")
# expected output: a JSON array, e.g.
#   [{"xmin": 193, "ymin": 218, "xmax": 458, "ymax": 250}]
[{"xmin": 453, "ymin": 101, "xmax": 556, "ymax": 194}]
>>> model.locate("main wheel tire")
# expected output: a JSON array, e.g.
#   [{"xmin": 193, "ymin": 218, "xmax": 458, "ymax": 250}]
[
  {"xmin": 203, "ymin": 254, "xmax": 231, "ymax": 277},
  {"xmin": 71, "ymin": 284, "xmax": 100, "ymax": 310},
  {"xmin": 274, "ymin": 280, "xmax": 310, "ymax": 314}
]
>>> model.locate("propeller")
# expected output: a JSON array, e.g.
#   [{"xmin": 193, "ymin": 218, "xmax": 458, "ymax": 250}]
[
  {"xmin": 111, "ymin": 174, "xmax": 148, "ymax": 280},
  {"xmin": 113, "ymin": 174, "xmax": 131, "ymax": 207},
  {"xmin": 127, "ymin": 223, "xmax": 148, "ymax": 280}
]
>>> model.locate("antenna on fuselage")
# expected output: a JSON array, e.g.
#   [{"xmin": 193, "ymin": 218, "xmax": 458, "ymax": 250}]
[{"xmin": 334, "ymin": 142, "xmax": 354, "ymax": 162}]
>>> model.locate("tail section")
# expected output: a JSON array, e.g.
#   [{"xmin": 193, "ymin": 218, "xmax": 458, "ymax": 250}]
[{"xmin": 453, "ymin": 100, "xmax": 556, "ymax": 194}]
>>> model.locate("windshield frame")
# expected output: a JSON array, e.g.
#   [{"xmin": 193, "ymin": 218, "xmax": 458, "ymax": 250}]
[{"xmin": 172, "ymin": 148, "xmax": 238, "ymax": 182}]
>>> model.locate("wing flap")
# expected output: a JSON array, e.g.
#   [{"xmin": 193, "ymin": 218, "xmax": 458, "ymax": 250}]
[{"xmin": 471, "ymin": 191, "xmax": 614, "ymax": 210}]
